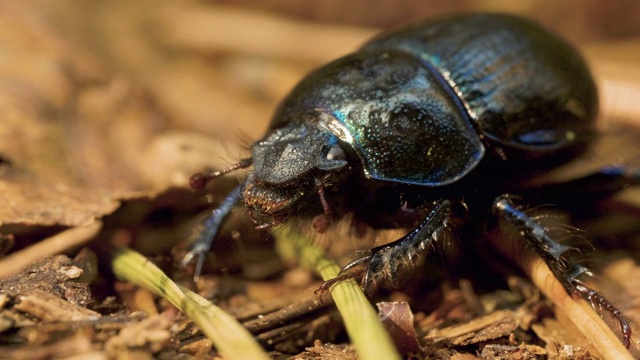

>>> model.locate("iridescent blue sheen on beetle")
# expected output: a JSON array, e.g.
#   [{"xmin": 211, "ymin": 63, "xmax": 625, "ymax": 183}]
[
  {"xmin": 185, "ymin": 13, "xmax": 635, "ymax": 347},
  {"xmin": 264, "ymin": 13, "xmax": 596, "ymax": 189}
]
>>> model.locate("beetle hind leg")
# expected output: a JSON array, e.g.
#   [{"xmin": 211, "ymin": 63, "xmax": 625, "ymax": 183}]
[
  {"xmin": 321, "ymin": 199, "xmax": 452, "ymax": 296},
  {"xmin": 493, "ymin": 194, "xmax": 632, "ymax": 347},
  {"xmin": 573, "ymin": 279, "xmax": 632, "ymax": 347}
]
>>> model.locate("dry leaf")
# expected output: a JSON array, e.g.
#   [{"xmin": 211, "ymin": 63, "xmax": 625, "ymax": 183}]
[{"xmin": 377, "ymin": 301, "xmax": 422, "ymax": 354}]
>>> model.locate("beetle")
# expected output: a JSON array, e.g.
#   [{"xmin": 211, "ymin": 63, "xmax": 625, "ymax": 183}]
[{"xmin": 184, "ymin": 13, "xmax": 638, "ymax": 347}]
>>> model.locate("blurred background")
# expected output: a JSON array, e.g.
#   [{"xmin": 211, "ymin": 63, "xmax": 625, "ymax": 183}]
[{"xmin": 0, "ymin": 0, "xmax": 637, "ymax": 197}]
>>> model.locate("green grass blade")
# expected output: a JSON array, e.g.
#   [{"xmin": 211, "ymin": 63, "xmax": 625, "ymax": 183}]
[
  {"xmin": 111, "ymin": 247, "xmax": 269, "ymax": 360},
  {"xmin": 273, "ymin": 227, "xmax": 401, "ymax": 360}
]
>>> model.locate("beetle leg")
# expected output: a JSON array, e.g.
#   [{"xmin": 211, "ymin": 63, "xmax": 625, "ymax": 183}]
[
  {"xmin": 314, "ymin": 256, "xmax": 371, "ymax": 296},
  {"xmin": 181, "ymin": 184, "xmax": 242, "ymax": 281},
  {"xmin": 320, "ymin": 199, "xmax": 452, "ymax": 295},
  {"xmin": 493, "ymin": 194, "xmax": 632, "ymax": 348}
]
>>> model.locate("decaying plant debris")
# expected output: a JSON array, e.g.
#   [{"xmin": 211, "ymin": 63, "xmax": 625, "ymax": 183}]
[{"xmin": 1, "ymin": 1, "xmax": 640, "ymax": 359}]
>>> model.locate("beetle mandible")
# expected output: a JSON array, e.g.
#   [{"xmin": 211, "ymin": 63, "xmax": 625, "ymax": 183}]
[{"xmin": 185, "ymin": 13, "xmax": 638, "ymax": 347}]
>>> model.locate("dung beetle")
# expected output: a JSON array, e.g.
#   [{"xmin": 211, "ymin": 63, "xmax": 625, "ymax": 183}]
[{"xmin": 184, "ymin": 13, "xmax": 639, "ymax": 347}]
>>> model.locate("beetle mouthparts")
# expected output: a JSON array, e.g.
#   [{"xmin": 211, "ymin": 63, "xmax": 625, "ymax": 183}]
[
  {"xmin": 312, "ymin": 178, "xmax": 333, "ymax": 233},
  {"xmin": 242, "ymin": 175, "xmax": 306, "ymax": 218},
  {"xmin": 247, "ymin": 208, "xmax": 280, "ymax": 230}
]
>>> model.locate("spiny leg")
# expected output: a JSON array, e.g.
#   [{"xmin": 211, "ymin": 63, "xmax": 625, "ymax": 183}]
[
  {"xmin": 493, "ymin": 194, "xmax": 631, "ymax": 347},
  {"xmin": 181, "ymin": 184, "xmax": 242, "ymax": 281},
  {"xmin": 183, "ymin": 159, "xmax": 252, "ymax": 279},
  {"xmin": 321, "ymin": 199, "xmax": 452, "ymax": 296}
]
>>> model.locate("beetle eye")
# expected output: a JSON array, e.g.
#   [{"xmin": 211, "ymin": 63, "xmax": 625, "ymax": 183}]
[{"xmin": 326, "ymin": 145, "xmax": 345, "ymax": 161}]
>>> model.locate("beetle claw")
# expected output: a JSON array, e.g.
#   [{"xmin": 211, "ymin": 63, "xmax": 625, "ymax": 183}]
[
  {"xmin": 180, "ymin": 247, "xmax": 207, "ymax": 283},
  {"xmin": 181, "ymin": 185, "xmax": 243, "ymax": 281},
  {"xmin": 573, "ymin": 280, "xmax": 632, "ymax": 348},
  {"xmin": 315, "ymin": 255, "xmax": 370, "ymax": 297},
  {"xmin": 494, "ymin": 194, "xmax": 634, "ymax": 348},
  {"xmin": 316, "ymin": 201, "xmax": 451, "ymax": 297}
]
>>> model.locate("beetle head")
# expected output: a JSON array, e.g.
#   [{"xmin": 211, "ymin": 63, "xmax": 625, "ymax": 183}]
[{"xmin": 243, "ymin": 114, "xmax": 349, "ymax": 223}]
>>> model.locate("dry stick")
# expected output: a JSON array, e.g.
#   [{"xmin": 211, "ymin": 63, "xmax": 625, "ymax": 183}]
[
  {"xmin": 0, "ymin": 221, "xmax": 102, "ymax": 280},
  {"xmin": 525, "ymin": 256, "xmax": 633, "ymax": 360},
  {"xmin": 243, "ymin": 295, "xmax": 333, "ymax": 334},
  {"xmin": 189, "ymin": 296, "xmax": 334, "ymax": 345},
  {"xmin": 493, "ymin": 232, "xmax": 633, "ymax": 360}
]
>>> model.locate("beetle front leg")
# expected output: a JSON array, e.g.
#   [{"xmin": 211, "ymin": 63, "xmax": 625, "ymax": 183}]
[
  {"xmin": 323, "ymin": 199, "xmax": 452, "ymax": 296},
  {"xmin": 181, "ymin": 184, "xmax": 242, "ymax": 280},
  {"xmin": 493, "ymin": 194, "xmax": 632, "ymax": 347}
]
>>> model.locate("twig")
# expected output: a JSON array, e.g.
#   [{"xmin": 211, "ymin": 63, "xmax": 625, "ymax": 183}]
[
  {"xmin": 493, "ymin": 234, "xmax": 634, "ymax": 360},
  {"xmin": 243, "ymin": 294, "xmax": 333, "ymax": 334},
  {"xmin": 526, "ymin": 256, "xmax": 633, "ymax": 360},
  {"xmin": 0, "ymin": 221, "xmax": 102, "ymax": 281}
]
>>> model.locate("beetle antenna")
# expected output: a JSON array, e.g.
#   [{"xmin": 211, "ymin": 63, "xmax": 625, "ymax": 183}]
[{"xmin": 190, "ymin": 158, "xmax": 253, "ymax": 190}]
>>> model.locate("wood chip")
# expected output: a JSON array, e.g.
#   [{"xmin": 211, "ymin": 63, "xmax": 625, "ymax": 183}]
[
  {"xmin": 104, "ymin": 314, "xmax": 173, "ymax": 356},
  {"xmin": 480, "ymin": 343, "xmax": 546, "ymax": 360},
  {"xmin": 426, "ymin": 310, "xmax": 518, "ymax": 346},
  {"xmin": 0, "ymin": 223, "xmax": 102, "ymax": 281},
  {"xmin": 14, "ymin": 289, "xmax": 100, "ymax": 322}
]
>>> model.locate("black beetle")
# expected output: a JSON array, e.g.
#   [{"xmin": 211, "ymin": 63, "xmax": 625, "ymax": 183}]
[{"xmin": 185, "ymin": 13, "xmax": 638, "ymax": 347}]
